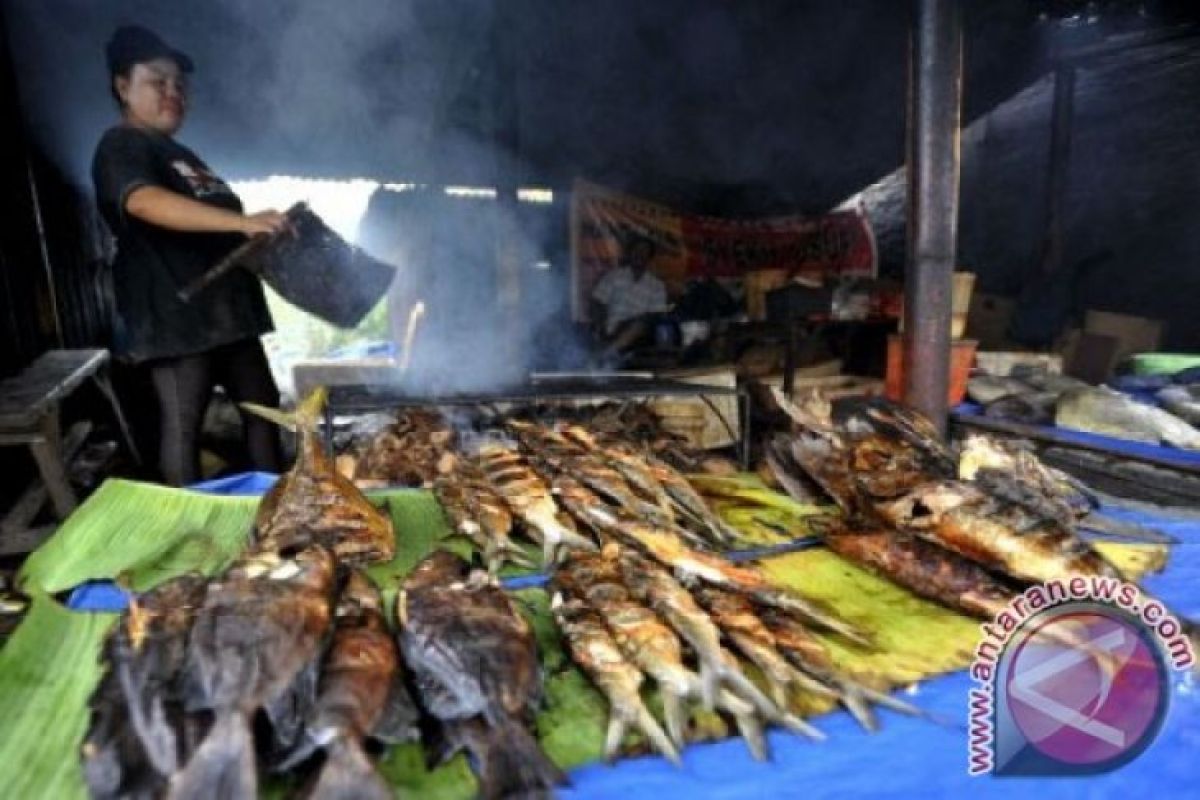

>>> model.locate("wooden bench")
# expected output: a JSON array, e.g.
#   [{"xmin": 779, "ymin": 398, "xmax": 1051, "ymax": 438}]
[{"xmin": 0, "ymin": 349, "xmax": 139, "ymax": 554}]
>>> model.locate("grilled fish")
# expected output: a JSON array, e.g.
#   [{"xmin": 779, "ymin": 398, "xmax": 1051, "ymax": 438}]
[
  {"xmin": 554, "ymin": 551, "xmax": 818, "ymax": 758},
  {"xmin": 434, "ymin": 469, "xmax": 534, "ymax": 574},
  {"xmin": 280, "ymin": 571, "xmax": 419, "ymax": 800},
  {"xmin": 760, "ymin": 607, "xmax": 922, "ymax": 731},
  {"xmin": 476, "ymin": 442, "xmax": 596, "ymax": 564},
  {"xmin": 171, "ymin": 547, "xmax": 336, "ymax": 800},
  {"xmin": 692, "ymin": 584, "xmax": 838, "ymax": 709},
  {"xmin": 552, "ymin": 474, "xmax": 868, "ymax": 645},
  {"xmin": 247, "ymin": 389, "xmax": 396, "ymax": 566},
  {"xmin": 876, "ymin": 480, "xmax": 1120, "ymax": 585},
  {"xmin": 550, "ymin": 593, "xmax": 680, "ymax": 764},
  {"xmin": 83, "ymin": 575, "xmax": 209, "ymax": 800},
  {"xmin": 615, "ymin": 547, "xmax": 781, "ymax": 715},
  {"xmin": 397, "ymin": 551, "xmax": 563, "ymax": 799},
  {"xmin": 818, "ymin": 523, "xmax": 1017, "ymax": 620}
]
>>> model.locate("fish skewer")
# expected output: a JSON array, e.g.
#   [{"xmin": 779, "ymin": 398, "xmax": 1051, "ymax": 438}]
[
  {"xmin": 550, "ymin": 593, "xmax": 681, "ymax": 765},
  {"xmin": 433, "ymin": 472, "xmax": 536, "ymax": 574},
  {"xmin": 761, "ymin": 607, "xmax": 923, "ymax": 730},
  {"xmin": 560, "ymin": 427, "xmax": 677, "ymax": 521},
  {"xmin": 563, "ymin": 425, "xmax": 739, "ymax": 548},
  {"xmin": 397, "ymin": 551, "xmax": 564, "ymax": 800},
  {"xmin": 692, "ymin": 584, "xmax": 839, "ymax": 709},
  {"xmin": 278, "ymin": 572, "xmax": 419, "ymax": 800},
  {"xmin": 555, "ymin": 552, "xmax": 821, "ymax": 758},
  {"xmin": 551, "ymin": 473, "xmax": 869, "ymax": 646},
  {"xmin": 476, "ymin": 443, "xmax": 597, "ymax": 565},
  {"xmin": 172, "ymin": 546, "xmax": 336, "ymax": 800},
  {"xmin": 507, "ymin": 420, "xmax": 684, "ymax": 536},
  {"xmin": 614, "ymin": 546, "xmax": 785, "ymax": 715}
]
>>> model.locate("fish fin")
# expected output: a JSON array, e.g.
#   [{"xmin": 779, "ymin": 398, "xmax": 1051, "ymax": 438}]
[
  {"xmin": 303, "ymin": 738, "xmax": 391, "ymax": 800},
  {"xmin": 273, "ymin": 727, "xmax": 334, "ymax": 774},
  {"xmin": 239, "ymin": 387, "xmax": 327, "ymax": 434},
  {"xmin": 371, "ymin": 671, "xmax": 422, "ymax": 745},
  {"xmin": 264, "ymin": 657, "xmax": 321, "ymax": 759},
  {"xmin": 166, "ymin": 713, "xmax": 256, "ymax": 800},
  {"xmin": 459, "ymin": 718, "xmax": 565, "ymax": 800}
]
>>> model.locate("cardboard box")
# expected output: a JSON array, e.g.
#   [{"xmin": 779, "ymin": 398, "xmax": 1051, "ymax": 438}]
[
  {"xmin": 1084, "ymin": 310, "xmax": 1164, "ymax": 367},
  {"xmin": 654, "ymin": 366, "xmax": 739, "ymax": 449}
]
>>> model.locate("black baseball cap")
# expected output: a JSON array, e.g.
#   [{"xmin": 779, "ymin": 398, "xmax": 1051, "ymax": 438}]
[{"xmin": 105, "ymin": 25, "xmax": 194, "ymax": 74}]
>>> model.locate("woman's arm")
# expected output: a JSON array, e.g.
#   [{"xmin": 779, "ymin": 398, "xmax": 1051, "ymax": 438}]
[{"xmin": 125, "ymin": 185, "xmax": 288, "ymax": 236}]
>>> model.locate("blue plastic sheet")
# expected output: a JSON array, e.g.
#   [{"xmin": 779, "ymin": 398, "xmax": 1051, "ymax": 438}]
[
  {"xmin": 69, "ymin": 474, "xmax": 1200, "ymax": 797},
  {"xmin": 557, "ymin": 502, "xmax": 1200, "ymax": 800}
]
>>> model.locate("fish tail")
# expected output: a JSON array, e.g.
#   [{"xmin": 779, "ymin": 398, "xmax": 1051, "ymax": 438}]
[
  {"xmin": 304, "ymin": 738, "xmax": 391, "ymax": 800},
  {"xmin": 241, "ymin": 387, "xmax": 328, "ymax": 433},
  {"xmin": 632, "ymin": 704, "xmax": 681, "ymax": 766},
  {"xmin": 166, "ymin": 713, "xmax": 256, "ymax": 800},
  {"xmin": 660, "ymin": 690, "xmax": 689, "ymax": 748},
  {"xmin": 836, "ymin": 683, "xmax": 880, "ymax": 733},
  {"xmin": 729, "ymin": 711, "xmax": 768, "ymax": 762},
  {"xmin": 464, "ymin": 718, "xmax": 565, "ymax": 800}
]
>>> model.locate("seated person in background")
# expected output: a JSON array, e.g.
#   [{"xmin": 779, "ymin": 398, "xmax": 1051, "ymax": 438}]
[{"xmin": 590, "ymin": 236, "xmax": 669, "ymax": 354}]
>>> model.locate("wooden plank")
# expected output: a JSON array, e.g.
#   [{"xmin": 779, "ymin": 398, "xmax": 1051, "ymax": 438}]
[
  {"xmin": 0, "ymin": 422, "xmax": 91, "ymax": 547},
  {"xmin": 0, "ymin": 349, "xmax": 108, "ymax": 429}
]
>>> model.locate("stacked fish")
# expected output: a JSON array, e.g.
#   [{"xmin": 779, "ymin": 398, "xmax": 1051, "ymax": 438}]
[
  {"xmin": 337, "ymin": 408, "xmax": 459, "ymax": 487},
  {"xmin": 338, "ymin": 403, "xmax": 738, "ymax": 493},
  {"xmin": 80, "ymin": 392, "xmax": 565, "ymax": 800},
  {"xmin": 431, "ymin": 418, "xmax": 919, "ymax": 761},
  {"xmin": 432, "ymin": 418, "xmax": 747, "ymax": 575},
  {"xmin": 765, "ymin": 390, "xmax": 1138, "ymax": 620}
]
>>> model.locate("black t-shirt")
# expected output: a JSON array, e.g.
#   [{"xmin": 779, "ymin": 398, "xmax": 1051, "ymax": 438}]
[{"xmin": 92, "ymin": 125, "xmax": 273, "ymax": 362}]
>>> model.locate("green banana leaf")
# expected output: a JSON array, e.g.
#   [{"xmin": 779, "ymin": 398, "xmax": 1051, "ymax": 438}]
[{"xmin": 0, "ymin": 475, "xmax": 1169, "ymax": 798}]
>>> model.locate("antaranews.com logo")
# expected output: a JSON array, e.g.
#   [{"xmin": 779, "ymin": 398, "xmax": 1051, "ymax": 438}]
[{"xmin": 967, "ymin": 576, "xmax": 1194, "ymax": 776}]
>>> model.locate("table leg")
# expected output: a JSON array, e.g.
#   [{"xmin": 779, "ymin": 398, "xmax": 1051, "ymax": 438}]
[
  {"xmin": 92, "ymin": 367, "xmax": 142, "ymax": 466},
  {"xmin": 29, "ymin": 410, "xmax": 77, "ymax": 519}
]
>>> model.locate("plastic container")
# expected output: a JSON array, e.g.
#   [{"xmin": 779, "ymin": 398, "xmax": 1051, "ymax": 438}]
[{"xmin": 885, "ymin": 335, "xmax": 977, "ymax": 405}]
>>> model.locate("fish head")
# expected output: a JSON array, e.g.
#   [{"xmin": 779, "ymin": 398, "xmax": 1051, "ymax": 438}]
[{"xmin": 404, "ymin": 549, "xmax": 468, "ymax": 591}]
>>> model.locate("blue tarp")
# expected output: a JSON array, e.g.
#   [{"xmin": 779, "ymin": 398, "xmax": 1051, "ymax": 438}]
[
  {"xmin": 560, "ymin": 501, "xmax": 1200, "ymax": 800},
  {"xmin": 75, "ymin": 474, "xmax": 1200, "ymax": 798}
]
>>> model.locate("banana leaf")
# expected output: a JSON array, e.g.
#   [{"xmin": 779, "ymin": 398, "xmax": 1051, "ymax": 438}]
[{"xmin": 0, "ymin": 475, "xmax": 1172, "ymax": 799}]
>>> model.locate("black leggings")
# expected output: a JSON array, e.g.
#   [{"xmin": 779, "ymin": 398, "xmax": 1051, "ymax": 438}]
[{"xmin": 147, "ymin": 338, "xmax": 283, "ymax": 486}]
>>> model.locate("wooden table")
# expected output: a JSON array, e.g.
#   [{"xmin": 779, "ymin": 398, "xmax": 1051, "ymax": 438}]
[{"xmin": 0, "ymin": 349, "xmax": 139, "ymax": 554}]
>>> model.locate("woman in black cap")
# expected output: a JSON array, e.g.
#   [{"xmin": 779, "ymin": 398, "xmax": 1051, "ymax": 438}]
[{"xmin": 92, "ymin": 25, "xmax": 286, "ymax": 486}]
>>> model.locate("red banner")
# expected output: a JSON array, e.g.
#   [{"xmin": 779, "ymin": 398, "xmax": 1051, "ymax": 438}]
[{"xmin": 570, "ymin": 180, "xmax": 876, "ymax": 320}]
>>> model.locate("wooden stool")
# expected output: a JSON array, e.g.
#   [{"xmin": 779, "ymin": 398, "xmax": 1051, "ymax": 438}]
[{"xmin": 0, "ymin": 349, "xmax": 140, "ymax": 554}]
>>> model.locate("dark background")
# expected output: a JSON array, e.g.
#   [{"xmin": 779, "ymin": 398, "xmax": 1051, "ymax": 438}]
[{"xmin": 3, "ymin": 0, "xmax": 1200, "ymax": 372}]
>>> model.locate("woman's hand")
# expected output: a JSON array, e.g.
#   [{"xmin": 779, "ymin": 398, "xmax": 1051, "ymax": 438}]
[{"xmin": 240, "ymin": 210, "xmax": 292, "ymax": 237}]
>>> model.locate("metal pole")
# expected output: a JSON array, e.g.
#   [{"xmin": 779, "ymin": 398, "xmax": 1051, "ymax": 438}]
[
  {"xmin": 1041, "ymin": 62, "xmax": 1076, "ymax": 277},
  {"xmin": 904, "ymin": 0, "xmax": 962, "ymax": 436}
]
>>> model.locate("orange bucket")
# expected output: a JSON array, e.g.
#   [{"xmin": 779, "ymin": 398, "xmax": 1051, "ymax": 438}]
[{"xmin": 885, "ymin": 335, "xmax": 977, "ymax": 405}]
